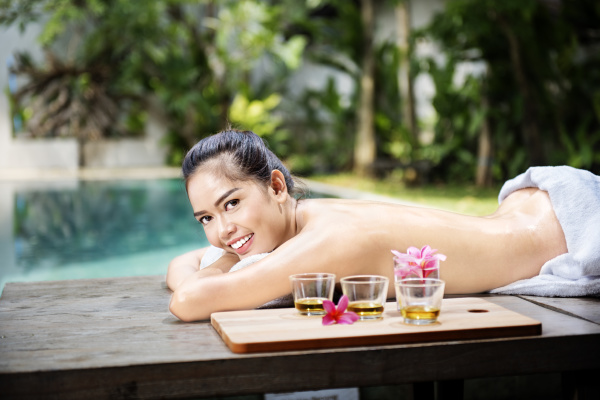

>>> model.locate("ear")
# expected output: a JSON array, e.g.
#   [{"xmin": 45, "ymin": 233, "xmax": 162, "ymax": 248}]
[{"xmin": 270, "ymin": 170, "xmax": 289, "ymax": 203}]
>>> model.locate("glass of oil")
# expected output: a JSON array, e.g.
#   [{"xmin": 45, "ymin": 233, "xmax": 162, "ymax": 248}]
[
  {"xmin": 395, "ymin": 278, "xmax": 445, "ymax": 325},
  {"xmin": 340, "ymin": 275, "xmax": 389, "ymax": 320},
  {"xmin": 289, "ymin": 273, "xmax": 336, "ymax": 315}
]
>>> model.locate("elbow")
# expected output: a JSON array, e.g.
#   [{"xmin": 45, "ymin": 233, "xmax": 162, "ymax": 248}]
[
  {"xmin": 165, "ymin": 257, "xmax": 184, "ymax": 291},
  {"xmin": 169, "ymin": 288, "xmax": 208, "ymax": 322}
]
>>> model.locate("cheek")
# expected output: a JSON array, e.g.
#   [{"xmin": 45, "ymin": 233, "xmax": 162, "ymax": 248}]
[{"xmin": 204, "ymin": 226, "xmax": 220, "ymax": 246}]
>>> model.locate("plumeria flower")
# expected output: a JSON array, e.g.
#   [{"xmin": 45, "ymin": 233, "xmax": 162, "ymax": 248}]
[
  {"xmin": 322, "ymin": 295, "xmax": 359, "ymax": 325},
  {"xmin": 392, "ymin": 261, "xmax": 423, "ymax": 280},
  {"xmin": 392, "ymin": 245, "xmax": 447, "ymax": 279}
]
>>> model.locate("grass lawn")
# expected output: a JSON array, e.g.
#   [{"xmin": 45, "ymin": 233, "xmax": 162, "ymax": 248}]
[{"xmin": 308, "ymin": 173, "xmax": 502, "ymax": 216}]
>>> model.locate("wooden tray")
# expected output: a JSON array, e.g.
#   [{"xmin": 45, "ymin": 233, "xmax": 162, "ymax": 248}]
[{"xmin": 211, "ymin": 297, "xmax": 541, "ymax": 353}]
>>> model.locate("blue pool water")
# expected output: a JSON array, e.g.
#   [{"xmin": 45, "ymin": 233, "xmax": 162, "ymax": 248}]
[{"xmin": 0, "ymin": 179, "xmax": 209, "ymax": 293}]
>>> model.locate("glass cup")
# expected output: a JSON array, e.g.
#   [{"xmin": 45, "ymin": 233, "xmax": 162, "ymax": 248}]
[
  {"xmin": 395, "ymin": 278, "xmax": 445, "ymax": 325},
  {"xmin": 340, "ymin": 275, "xmax": 389, "ymax": 320},
  {"xmin": 289, "ymin": 273, "xmax": 336, "ymax": 315},
  {"xmin": 393, "ymin": 259, "xmax": 440, "ymax": 311}
]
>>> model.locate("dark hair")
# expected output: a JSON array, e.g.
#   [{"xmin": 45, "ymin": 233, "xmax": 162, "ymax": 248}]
[{"xmin": 183, "ymin": 129, "xmax": 303, "ymax": 196}]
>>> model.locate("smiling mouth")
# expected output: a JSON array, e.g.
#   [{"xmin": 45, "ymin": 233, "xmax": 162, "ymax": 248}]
[{"xmin": 230, "ymin": 234, "xmax": 253, "ymax": 250}]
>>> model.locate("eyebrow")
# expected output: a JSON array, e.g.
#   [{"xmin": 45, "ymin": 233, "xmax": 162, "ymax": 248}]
[{"xmin": 193, "ymin": 187, "xmax": 241, "ymax": 217}]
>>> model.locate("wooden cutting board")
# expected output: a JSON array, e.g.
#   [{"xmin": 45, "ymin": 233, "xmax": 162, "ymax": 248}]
[{"xmin": 211, "ymin": 297, "xmax": 541, "ymax": 353}]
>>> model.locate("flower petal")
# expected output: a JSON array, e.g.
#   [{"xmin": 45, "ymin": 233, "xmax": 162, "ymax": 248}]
[
  {"xmin": 407, "ymin": 247, "xmax": 421, "ymax": 257},
  {"xmin": 337, "ymin": 312, "xmax": 359, "ymax": 324},
  {"xmin": 337, "ymin": 295, "xmax": 349, "ymax": 313},
  {"xmin": 391, "ymin": 250, "xmax": 404, "ymax": 258},
  {"xmin": 322, "ymin": 314, "xmax": 336, "ymax": 325},
  {"xmin": 322, "ymin": 299, "xmax": 336, "ymax": 314},
  {"xmin": 422, "ymin": 259, "xmax": 438, "ymax": 270}
]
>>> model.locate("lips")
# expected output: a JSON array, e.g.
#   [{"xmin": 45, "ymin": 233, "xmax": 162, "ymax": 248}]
[{"xmin": 229, "ymin": 233, "xmax": 254, "ymax": 253}]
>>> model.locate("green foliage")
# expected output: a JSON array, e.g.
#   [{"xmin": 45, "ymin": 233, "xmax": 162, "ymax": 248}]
[
  {"xmin": 228, "ymin": 92, "xmax": 292, "ymax": 158},
  {"xmin": 1, "ymin": 0, "xmax": 307, "ymax": 165},
  {"xmin": 417, "ymin": 0, "xmax": 600, "ymax": 181},
  {"xmin": 275, "ymin": 0, "xmax": 364, "ymax": 175},
  {"xmin": 374, "ymin": 41, "xmax": 413, "ymax": 165},
  {"xmin": 311, "ymin": 173, "xmax": 500, "ymax": 216},
  {"xmin": 4, "ymin": 0, "xmax": 599, "ymax": 181},
  {"xmin": 286, "ymin": 77, "xmax": 356, "ymax": 175}
]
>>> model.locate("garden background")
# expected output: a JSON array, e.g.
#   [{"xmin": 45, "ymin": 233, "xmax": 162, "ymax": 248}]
[{"xmin": 1, "ymin": 0, "xmax": 599, "ymax": 199}]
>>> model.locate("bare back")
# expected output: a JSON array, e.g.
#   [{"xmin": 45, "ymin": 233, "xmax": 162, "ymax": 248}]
[{"xmin": 287, "ymin": 188, "xmax": 566, "ymax": 295}]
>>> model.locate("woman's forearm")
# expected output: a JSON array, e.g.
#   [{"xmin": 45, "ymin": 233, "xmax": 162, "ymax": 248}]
[{"xmin": 166, "ymin": 248, "xmax": 207, "ymax": 291}]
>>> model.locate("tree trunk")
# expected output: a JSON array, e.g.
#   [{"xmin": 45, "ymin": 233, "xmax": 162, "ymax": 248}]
[
  {"xmin": 476, "ymin": 96, "xmax": 493, "ymax": 187},
  {"xmin": 353, "ymin": 0, "xmax": 376, "ymax": 176},
  {"xmin": 205, "ymin": 1, "xmax": 229, "ymax": 130},
  {"xmin": 476, "ymin": 66, "xmax": 493, "ymax": 187},
  {"xmin": 396, "ymin": 0, "xmax": 417, "ymax": 142}
]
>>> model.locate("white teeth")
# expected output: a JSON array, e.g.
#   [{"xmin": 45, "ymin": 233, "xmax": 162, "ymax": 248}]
[{"xmin": 231, "ymin": 234, "xmax": 252, "ymax": 250}]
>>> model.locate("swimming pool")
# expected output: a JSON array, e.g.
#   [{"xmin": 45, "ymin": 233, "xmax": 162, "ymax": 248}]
[{"xmin": 0, "ymin": 178, "xmax": 208, "ymax": 293}]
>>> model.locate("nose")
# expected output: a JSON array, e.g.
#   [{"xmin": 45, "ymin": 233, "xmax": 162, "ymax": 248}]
[{"xmin": 218, "ymin": 216, "xmax": 236, "ymax": 240}]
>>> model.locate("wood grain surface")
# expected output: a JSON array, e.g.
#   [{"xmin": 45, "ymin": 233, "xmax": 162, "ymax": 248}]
[
  {"xmin": 519, "ymin": 295, "xmax": 600, "ymax": 325},
  {"xmin": 211, "ymin": 298, "xmax": 542, "ymax": 353},
  {"xmin": 1, "ymin": 276, "xmax": 598, "ymax": 399}
]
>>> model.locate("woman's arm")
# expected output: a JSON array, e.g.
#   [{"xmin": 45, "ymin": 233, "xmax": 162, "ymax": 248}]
[
  {"xmin": 166, "ymin": 248, "xmax": 207, "ymax": 291},
  {"xmin": 168, "ymin": 229, "xmax": 361, "ymax": 321},
  {"xmin": 169, "ymin": 257, "xmax": 291, "ymax": 322},
  {"xmin": 166, "ymin": 248, "xmax": 239, "ymax": 291}
]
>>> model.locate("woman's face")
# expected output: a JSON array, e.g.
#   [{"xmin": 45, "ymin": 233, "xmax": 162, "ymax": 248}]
[{"xmin": 186, "ymin": 169, "xmax": 289, "ymax": 260}]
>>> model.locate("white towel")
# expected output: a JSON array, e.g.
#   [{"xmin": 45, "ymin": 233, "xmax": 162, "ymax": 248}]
[
  {"xmin": 199, "ymin": 246, "xmax": 270, "ymax": 272},
  {"xmin": 229, "ymin": 252, "xmax": 271, "ymax": 272},
  {"xmin": 199, "ymin": 245, "xmax": 226, "ymax": 269},
  {"xmin": 490, "ymin": 166, "xmax": 600, "ymax": 297}
]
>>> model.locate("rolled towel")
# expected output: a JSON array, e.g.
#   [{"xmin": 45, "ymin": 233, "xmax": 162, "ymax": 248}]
[{"xmin": 490, "ymin": 166, "xmax": 600, "ymax": 297}]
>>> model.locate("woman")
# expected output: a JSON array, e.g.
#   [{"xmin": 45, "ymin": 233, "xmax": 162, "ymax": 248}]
[{"xmin": 167, "ymin": 129, "xmax": 596, "ymax": 322}]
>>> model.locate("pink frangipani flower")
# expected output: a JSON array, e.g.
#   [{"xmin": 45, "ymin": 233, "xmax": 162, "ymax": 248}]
[
  {"xmin": 393, "ymin": 262, "xmax": 423, "ymax": 280},
  {"xmin": 322, "ymin": 295, "xmax": 359, "ymax": 325},
  {"xmin": 392, "ymin": 245, "xmax": 447, "ymax": 279}
]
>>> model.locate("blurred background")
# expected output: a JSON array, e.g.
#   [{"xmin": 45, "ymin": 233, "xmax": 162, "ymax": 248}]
[
  {"xmin": 2, "ymin": 0, "xmax": 599, "ymax": 183},
  {"xmin": 0, "ymin": 0, "xmax": 599, "ymax": 290}
]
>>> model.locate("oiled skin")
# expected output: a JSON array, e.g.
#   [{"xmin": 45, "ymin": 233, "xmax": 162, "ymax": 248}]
[{"xmin": 168, "ymin": 171, "xmax": 567, "ymax": 322}]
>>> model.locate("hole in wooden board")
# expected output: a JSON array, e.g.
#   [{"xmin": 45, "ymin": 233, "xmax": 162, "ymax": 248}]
[{"xmin": 467, "ymin": 309, "xmax": 489, "ymax": 313}]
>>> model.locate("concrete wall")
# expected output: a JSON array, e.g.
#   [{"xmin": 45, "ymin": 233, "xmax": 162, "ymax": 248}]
[
  {"xmin": 83, "ymin": 108, "xmax": 169, "ymax": 168},
  {"xmin": 0, "ymin": 24, "xmax": 81, "ymax": 172}
]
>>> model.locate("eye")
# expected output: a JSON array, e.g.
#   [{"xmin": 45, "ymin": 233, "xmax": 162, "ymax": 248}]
[
  {"xmin": 225, "ymin": 199, "xmax": 239, "ymax": 211},
  {"xmin": 198, "ymin": 215, "xmax": 212, "ymax": 225}
]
